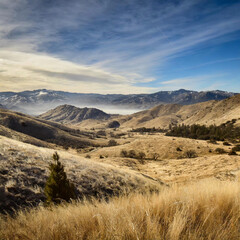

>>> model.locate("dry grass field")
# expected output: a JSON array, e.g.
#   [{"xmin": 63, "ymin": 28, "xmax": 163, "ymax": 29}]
[
  {"xmin": 84, "ymin": 133, "xmax": 240, "ymax": 184},
  {"xmin": 1, "ymin": 180, "xmax": 239, "ymax": 240},
  {"xmin": 1, "ymin": 98, "xmax": 240, "ymax": 239},
  {"xmin": 0, "ymin": 108, "xmax": 108, "ymax": 149},
  {"xmin": 0, "ymin": 135, "xmax": 161, "ymax": 213}
]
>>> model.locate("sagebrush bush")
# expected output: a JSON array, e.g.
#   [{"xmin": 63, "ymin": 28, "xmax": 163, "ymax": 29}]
[
  {"xmin": 215, "ymin": 148, "xmax": 226, "ymax": 154},
  {"xmin": 138, "ymin": 152, "xmax": 146, "ymax": 160},
  {"xmin": 120, "ymin": 149, "xmax": 128, "ymax": 157},
  {"xmin": 185, "ymin": 150, "xmax": 198, "ymax": 158},
  {"xmin": 108, "ymin": 139, "xmax": 117, "ymax": 146},
  {"xmin": 232, "ymin": 144, "xmax": 240, "ymax": 152},
  {"xmin": 228, "ymin": 150, "xmax": 237, "ymax": 156},
  {"xmin": 128, "ymin": 150, "xmax": 137, "ymax": 158},
  {"xmin": 223, "ymin": 141, "xmax": 231, "ymax": 146}
]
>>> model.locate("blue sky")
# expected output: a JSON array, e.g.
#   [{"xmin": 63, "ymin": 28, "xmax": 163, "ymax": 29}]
[{"xmin": 0, "ymin": 0, "xmax": 239, "ymax": 93}]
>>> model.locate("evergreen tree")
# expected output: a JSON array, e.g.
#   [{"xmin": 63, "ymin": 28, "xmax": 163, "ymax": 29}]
[{"xmin": 44, "ymin": 152, "xmax": 76, "ymax": 204}]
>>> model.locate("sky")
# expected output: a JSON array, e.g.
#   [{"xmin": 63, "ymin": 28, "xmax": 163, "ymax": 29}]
[{"xmin": 0, "ymin": 0, "xmax": 239, "ymax": 94}]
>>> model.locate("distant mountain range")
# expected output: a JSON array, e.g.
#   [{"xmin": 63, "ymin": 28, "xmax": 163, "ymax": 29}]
[
  {"xmin": 0, "ymin": 89, "xmax": 237, "ymax": 115},
  {"xmin": 39, "ymin": 104, "xmax": 111, "ymax": 124},
  {"xmin": 38, "ymin": 94, "xmax": 240, "ymax": 129}
]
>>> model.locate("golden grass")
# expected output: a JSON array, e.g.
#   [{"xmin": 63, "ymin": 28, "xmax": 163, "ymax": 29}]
[
  {"xmin": 87, "ymin": 133, "xmax": 240, "ymax": 184},
  {"xmin": 1, "ymin": 180, "xmax": 239, "ymax": 240}
]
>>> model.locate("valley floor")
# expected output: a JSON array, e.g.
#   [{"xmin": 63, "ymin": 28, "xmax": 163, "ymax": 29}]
[{"xmin": 82, "ymin": 132, "xmax": 240, "ymax": 184}]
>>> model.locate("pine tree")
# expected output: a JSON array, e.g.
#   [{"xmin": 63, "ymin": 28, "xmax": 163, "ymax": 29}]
[{"xmin": 44, "ymin": 152, "xmax": 76, "ymax": 204}]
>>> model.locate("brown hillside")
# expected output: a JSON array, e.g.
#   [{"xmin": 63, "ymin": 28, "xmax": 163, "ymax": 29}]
[
  {"xmin": 0, "ymin": 136, "xmax": 162, "ymax": 213},
  {"xmin": 115, "ymin": 94, "xmax": 240, "ymax": 129},
  {"xmin": 0, "ymin": 109, "xmax": 101, "ymax": 149},
  {"xmin": 39, "ymin": 104, "xmax": 111, "ymax": 124}
]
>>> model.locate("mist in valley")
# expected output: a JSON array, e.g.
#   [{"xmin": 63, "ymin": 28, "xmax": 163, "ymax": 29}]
[{"xmin": 15, "ymin": 102, "xmax": 142, "ymax": 116}]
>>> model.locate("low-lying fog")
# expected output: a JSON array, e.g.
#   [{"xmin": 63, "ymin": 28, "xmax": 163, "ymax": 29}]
[{"xmin": 13, "ymin": 102, "xmax": 142, "ymax": 116}]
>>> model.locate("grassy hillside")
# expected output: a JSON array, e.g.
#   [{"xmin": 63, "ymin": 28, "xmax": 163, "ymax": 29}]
[
  {"xmin": 1, "ymin": 95, "xmax": 240, "ymax": 239},
  {"xmin": 83, "ymin": 133, "xmax": 240, "ymax": 184},
  {"xmin": 0, "ymin": 109, "xmax": 105, "ymax": 149},
  {"xmin": 0, "ymin": 136, "xmax": 161, "ymax": 213},
  {"xmin": 1, "ymin": 180, "xmax": 239, "ymax": 240},
  {"xmin": 39, "ymin": 104, "xmax": 111, "ymax": 124},
  {"xmin": 109, "ymin": 94, "xmax": 240, "ymax": 129}
]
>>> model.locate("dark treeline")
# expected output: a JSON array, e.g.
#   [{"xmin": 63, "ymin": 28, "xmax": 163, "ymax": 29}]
[
  {"xmin": 131, "ymin": 127, "xmax": 166, "ymax": 133},
  {"xmin": 166, "ymin": 119, "xmax": 240, "ymax": 141}
]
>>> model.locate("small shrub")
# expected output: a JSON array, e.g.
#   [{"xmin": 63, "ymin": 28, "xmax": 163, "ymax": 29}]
[
  {"xmin": 128, "ymin": 150, "xmax": 137, "ymax": 158},
  {"xmin": 108, "ymin": 121, "xmax": 120, "ymax": 128},
  {"xmin": 85, "ymin": 154, "xmax": 91, "ymax": 159},
  {"xmin": 223, "ymin": 141, "xmax": 231, "ymax": 146},
  {"xmin": 96, "ymin": 130, "xmax": 106, "ymax": 137},
  {"xmin": 232, "ymin": 145, "xmax": 240, "ymax": 152},
  {"xmin": 208, "ymin": 139, "xmax": 218, "ymax": 144},
  {"xmin": 138, "ymin": 159, "xmax": 145, "ymax": 164},
  {"xmin": 176, "ymin": 147, "xmax": 182, "ymax": 152},
  {"xmin": 215, "ymin": 148, "xmax": 226, "ymax": 154},
  {"xmin": 138, "ymin": 152, "xmax": 146, "ymax": 160},
  {"xmin": 109, "ymin": 132, "xmax": 115, "ymax": 138},
  {"xmin": 185, "ymin": 150, "xmax": 198, "ymax": 158},
  {"xmin": 99, "ymin": 155, "xmax": 104, "ymax": 159},
  {"xmin": 108, "ymin": 139, "xmax": 117, "ymax": 146},
  {"xmin": 228, "ymin": 150, "xmax": 237, "ymax": 156},
  {"xmin": 120, "ymin": 150, "xmax": 128, "ymax": 157},
  {"xmin": 137, "ymin": 152, "xmax": 146, "ymax": 164}
]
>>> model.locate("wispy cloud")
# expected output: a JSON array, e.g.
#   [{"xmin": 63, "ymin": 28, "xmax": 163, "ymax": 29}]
[
  {"xmin": 0, "ymin": 51, "xmax": 155, "ymax": 93},
  {"xmin": 0, "ymin": 0, "xmax": 239, "ymax": 93},
  {"xmin": 159, "ymin": 74, "xmax": 227, "ymax": 91}
]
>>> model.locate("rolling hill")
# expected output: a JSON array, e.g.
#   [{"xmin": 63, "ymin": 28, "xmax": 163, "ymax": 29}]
[
  {"xmin": 39, "ymin": 104, "xmax": 111, "ymax": 124},
  {"xmin": 0, "ymin": 108, "xmax": 100, "ymax": 149},
  {"xmin": 113, "ymin": 94, "xmax": 240, "ymax": 129},
  {"xmin": 0, "ymin": 136, "xmax": 162, "ymax": 213}
]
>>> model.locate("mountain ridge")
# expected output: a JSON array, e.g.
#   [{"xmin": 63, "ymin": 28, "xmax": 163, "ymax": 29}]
[
  {"xmin": 39, "ymin": 94, "xmax": 240, "ymax": 129},
  {"xmin": 0, "ymin": 89, "xmax": 237, "ymax": 115}
]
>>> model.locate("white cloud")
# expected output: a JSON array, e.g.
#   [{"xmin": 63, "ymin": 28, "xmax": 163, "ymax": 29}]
[
  {"xmin": 0, "ymin": 50, "xmax": 154, "ymax": 93},
  {"xmin": 0, "ymin": 0, "xmax": 239, "ymax": 93}
]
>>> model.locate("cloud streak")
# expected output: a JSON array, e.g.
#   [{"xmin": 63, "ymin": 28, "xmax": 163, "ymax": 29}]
[
  {"xmin": 0, "ymin": 51, "xmax": 155, "ymax": 93},
  {"xmin": 0, "ymin": 0, "xmax": 239, "ymax": 93}
]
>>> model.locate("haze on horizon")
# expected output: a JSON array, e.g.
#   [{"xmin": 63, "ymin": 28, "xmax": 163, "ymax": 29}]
[{"xmin": 0, "ymin": 0, "xmax": 240, "ymax": 94}]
